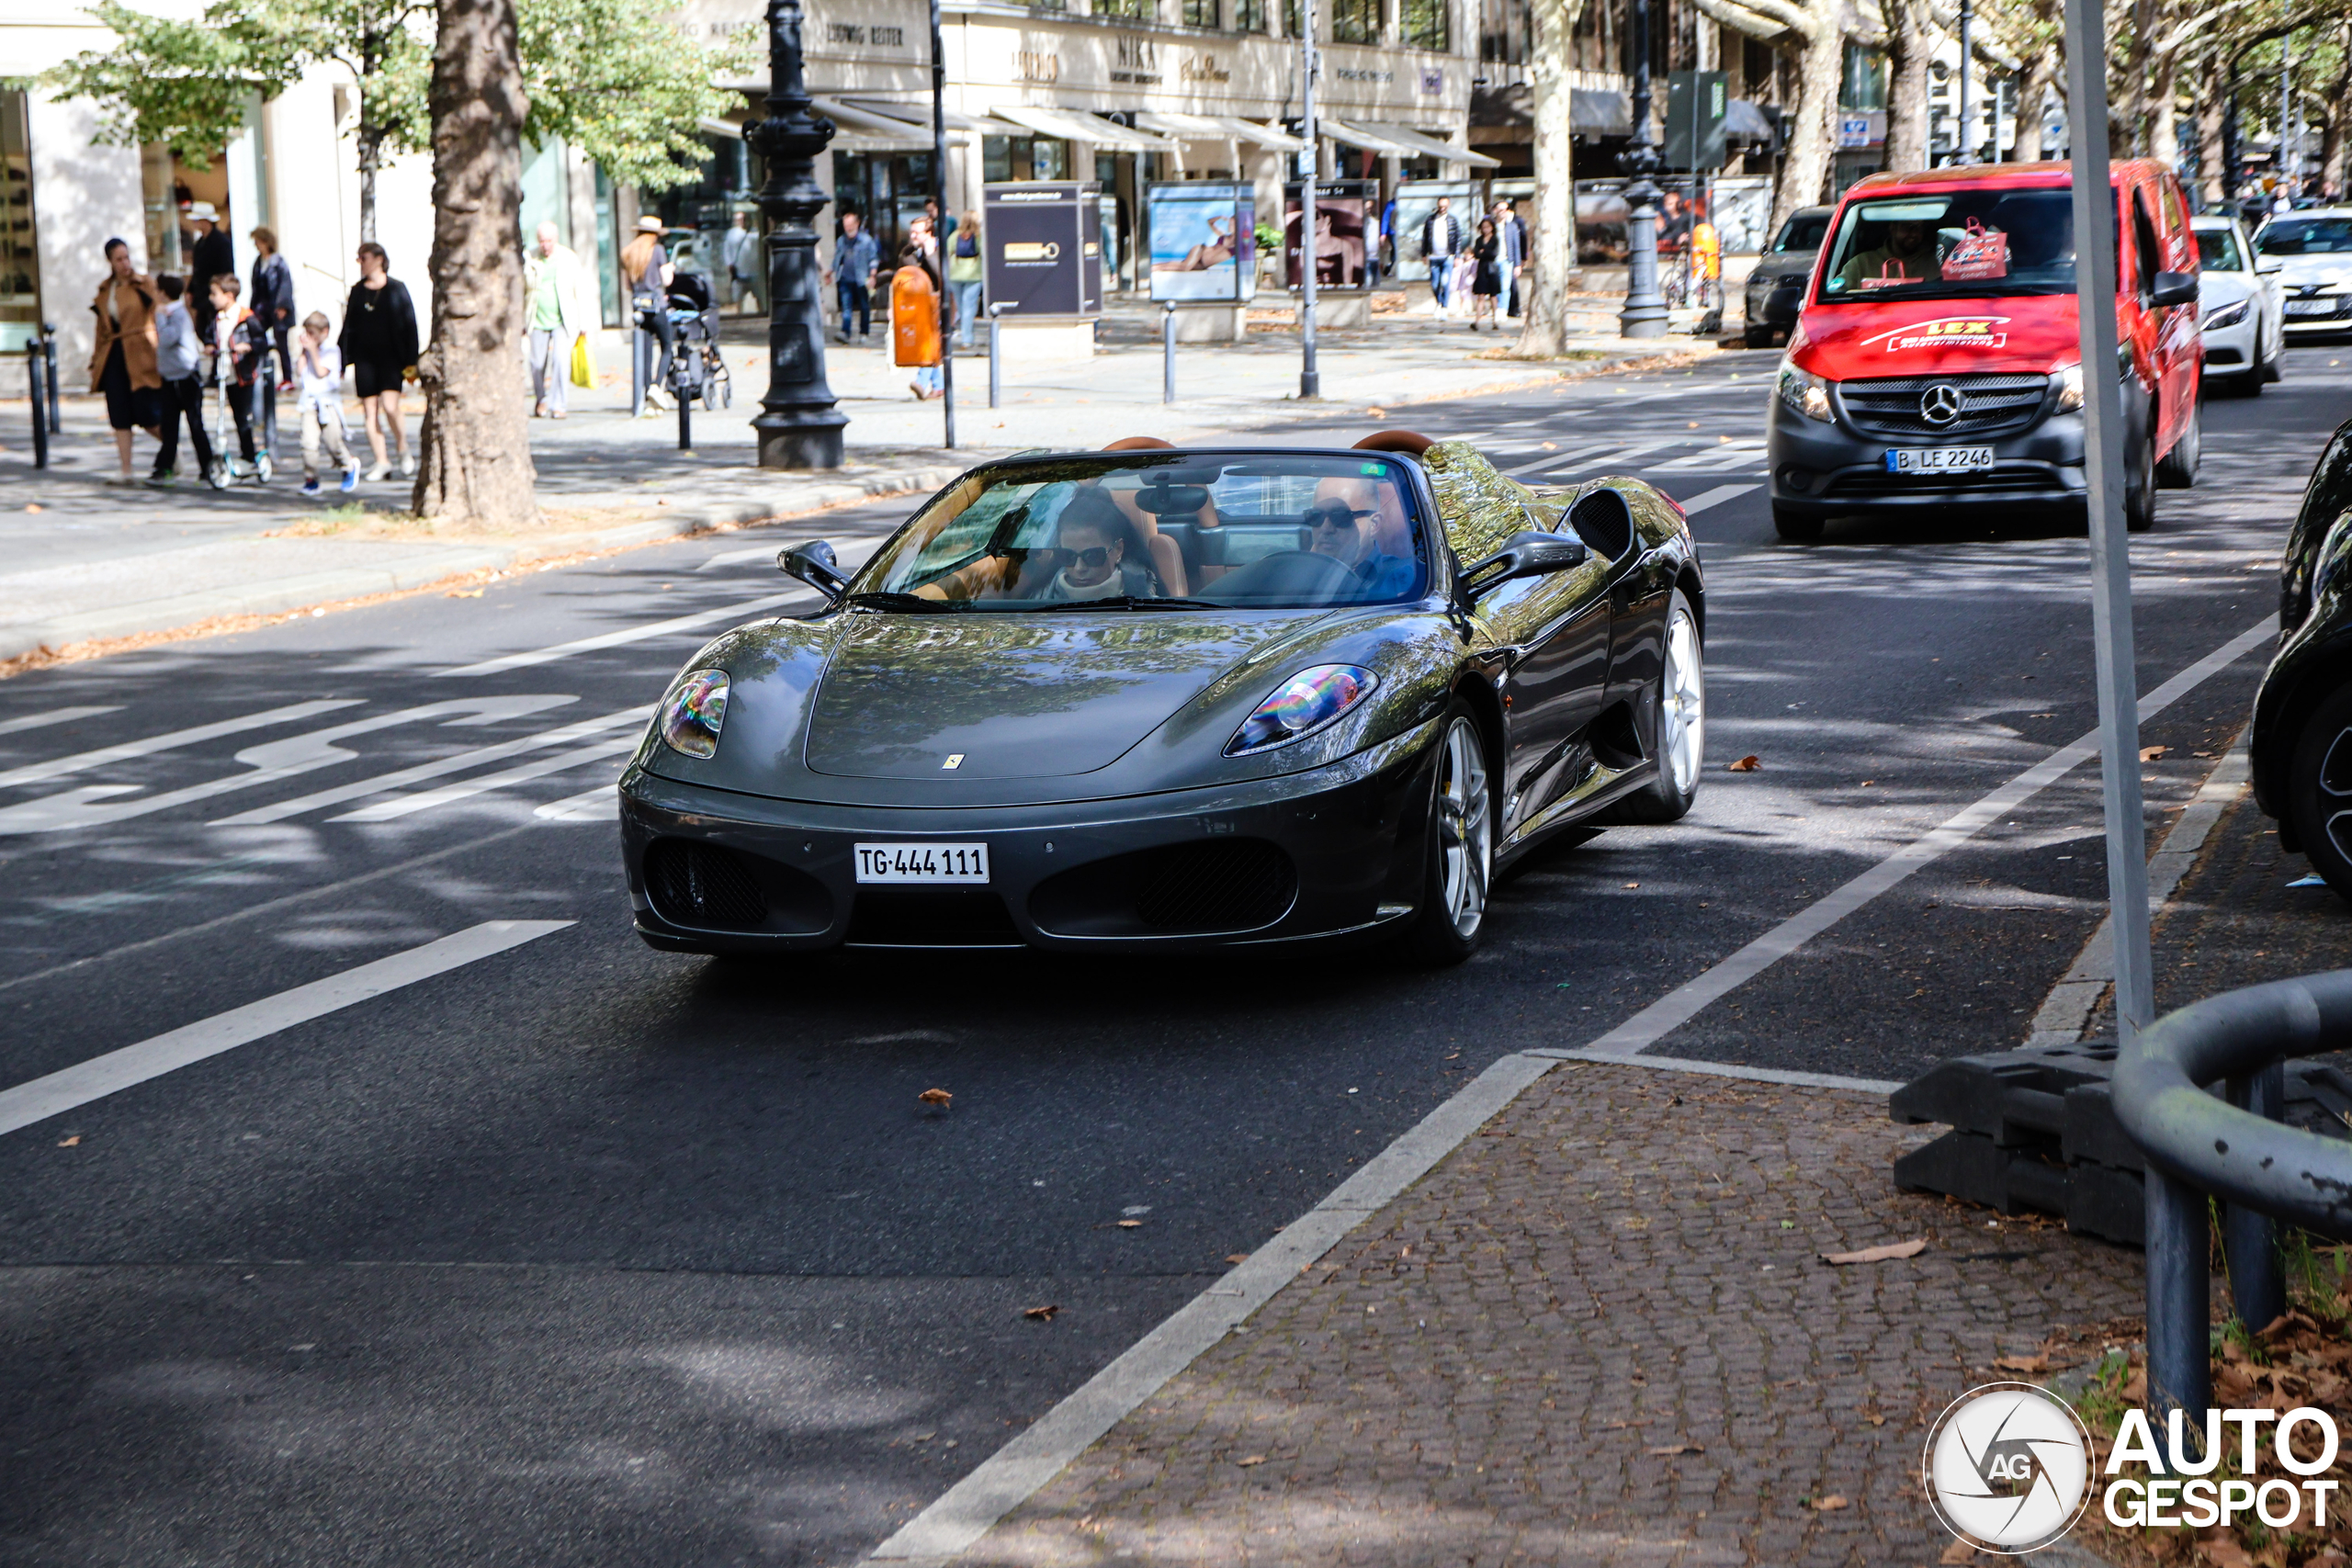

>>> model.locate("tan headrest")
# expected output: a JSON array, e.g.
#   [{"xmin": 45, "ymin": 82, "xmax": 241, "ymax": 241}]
[
  {"xmin": 1102, "ymin": 436, "xmax": 1176, "ymax": 451},
  {"xmin": 1351, "ymin": 430, "xmax": 1434, "ymax": 456}
]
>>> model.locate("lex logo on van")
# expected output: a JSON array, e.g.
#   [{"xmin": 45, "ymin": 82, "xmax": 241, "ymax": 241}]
[{"xmin": 1860, "ymin": 316, "xmax": 2014, "ymax": 352}]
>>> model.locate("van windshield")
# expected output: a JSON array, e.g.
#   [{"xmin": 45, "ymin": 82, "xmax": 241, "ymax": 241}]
[{"xmin": 1817, "ymin": 189, "xmax": 2082, "ymax": 301}]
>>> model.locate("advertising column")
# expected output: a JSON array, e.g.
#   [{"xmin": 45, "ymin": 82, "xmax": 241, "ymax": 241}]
[
  {"xmin": 982, "ymin": 180, "xmax": 1102, "ymax": 364},
  {"xmin": 1145, "ymin": 180, "xmax": 1254, "ymax": 342}
]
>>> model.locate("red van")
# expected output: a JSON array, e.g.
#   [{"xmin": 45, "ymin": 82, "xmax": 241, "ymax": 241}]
[{"xmin": 1764, "ymin": 160, "xmax": 2203, "ymax": 541}]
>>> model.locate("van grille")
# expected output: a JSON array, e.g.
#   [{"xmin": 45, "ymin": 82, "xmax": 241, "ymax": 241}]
[{"xmin": 1838, "ymin": 373, "xmax": 2051, "ymax": 441}]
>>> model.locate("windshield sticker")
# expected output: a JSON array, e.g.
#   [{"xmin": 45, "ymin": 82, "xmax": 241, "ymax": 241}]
[{"xmin": 1859, "ymin": 316, "xmax": 2014, "ymax": 352}]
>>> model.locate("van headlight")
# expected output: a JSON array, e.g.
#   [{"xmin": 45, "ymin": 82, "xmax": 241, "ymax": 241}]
[
  {"xmin": 2202, "ymin": 299, "xmax": 2250, "ymax": 332},
  {"xmin": 2053, "ymin": 363, "xmax": 2084, "ymax": 412},
  {"xmin": 1775, "ymin": 361, "xmax": 1832, "ymax": 422},
  {"xmin": 659, "ymin": 669, "xmax": 730, "ymax": 759}
]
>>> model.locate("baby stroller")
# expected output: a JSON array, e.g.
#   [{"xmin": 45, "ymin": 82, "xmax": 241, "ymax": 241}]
[{"xmin": 646, "ymin": 270, "xmax": 730, "ymax": 411}]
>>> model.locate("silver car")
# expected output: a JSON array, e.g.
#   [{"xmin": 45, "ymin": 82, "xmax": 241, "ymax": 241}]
[
  {"xmin": 2192, "ymin": 214, "xmax": 2286, "ymax": 392},
  {"xmin": 2254, "ymin": 208, "xmax": 2352, "ymax": 337}
]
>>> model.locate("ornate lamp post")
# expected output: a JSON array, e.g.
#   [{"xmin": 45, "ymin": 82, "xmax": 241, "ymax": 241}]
[
  {"xmin": 748, "ymin": 0, "xmax": 846, "ymax": 469},
  {"xmin": 1617, "ymin": 0, "xmax": 1668, "ymax": 338}
]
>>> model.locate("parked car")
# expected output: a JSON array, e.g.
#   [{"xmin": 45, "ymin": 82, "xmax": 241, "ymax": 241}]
[
  {"xmin": 2251, "ymin": 416, "xmax": 2352, "ymax": 899},
  {"xmin": 618, "ymin": 436, "xmax": 1705, "ymax": 962},
  {"xmin": 2252, "ymin": 209, "xmax": 2352, "ymax": 338},
  {"xmin": 1764, "ymin": 160, "xmax": 2203, "ymax": 542},
  {"xmin": 2190, "ymin": 213, "xmax": 2285, "ymax": 393},
  {"xmin": 1743, "ymin": 206, "xmax": 1834, "ymax": 349}
]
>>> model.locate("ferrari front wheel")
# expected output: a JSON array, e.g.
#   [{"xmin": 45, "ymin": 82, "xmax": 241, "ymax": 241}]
[
  {"xmin": 2287, "ymin": 682, "xmax": 2352, "ymax": 905},
  {"xmin": 1601, "ymin": 589, "xmax": 1704, "ymax": 824},
  {"xmin": 1401, "ymin": 712, "xmax": 1493, "ymax": 965}
]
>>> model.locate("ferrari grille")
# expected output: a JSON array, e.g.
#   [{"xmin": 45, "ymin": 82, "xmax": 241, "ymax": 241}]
[
  {"xmin": 1837, "ymin": 372, "xmax": 2050, "ymax": 441},
  {"xmin": 847, "ymin": 889, "xmax": 1023, "ymax": 947},
  {"xmin": 644, "ymin": 840, "xmax": 768, "ymax": 930},
  {"xmin": 1133, "ymin": 841, "xmax": 1299, "ymax": 932}
]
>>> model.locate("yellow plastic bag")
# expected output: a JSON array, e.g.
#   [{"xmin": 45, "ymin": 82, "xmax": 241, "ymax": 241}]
[{"xmin": 570, "ymin": 333, "xmax": 594, "ymax": 389}]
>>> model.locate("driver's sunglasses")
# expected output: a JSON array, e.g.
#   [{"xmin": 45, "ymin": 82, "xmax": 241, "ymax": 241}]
[
  {"xmin": 1306, "ymin": 503, "xmax": 1374, "ymax": 531},
  {"xmin": 1066, "ymin": 545, "xmax": 1114, "ymax": 569}
]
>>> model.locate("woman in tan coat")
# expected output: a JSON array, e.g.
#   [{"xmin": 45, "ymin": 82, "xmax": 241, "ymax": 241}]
[{"xmin": 88, "ymin": 238, "xmax": 163, "ymax": 485}]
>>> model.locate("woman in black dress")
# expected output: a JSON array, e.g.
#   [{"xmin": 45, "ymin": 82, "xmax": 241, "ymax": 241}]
[
  {"xmin": 1469, "ymin": 218, "xmax": 1503, "ymax": 333},
  {"xmin": 338, "ymin": 242, "xmax": 419, "ymax": 480}
]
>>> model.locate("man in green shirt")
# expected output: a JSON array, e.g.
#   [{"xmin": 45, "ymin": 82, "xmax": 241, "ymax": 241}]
[
  {"xmin": 525, "ymin": 220, "xmax": 589, "ymax": 417},
  {"xmin": 1835, "ymin": 218, "xmax": 1942, "ymax": 291}
]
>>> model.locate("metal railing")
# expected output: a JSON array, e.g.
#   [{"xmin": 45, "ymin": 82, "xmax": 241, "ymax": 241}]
[{"xmin": 2112, "ymin": 969, "xmax": 2352, "ymax": 1423}]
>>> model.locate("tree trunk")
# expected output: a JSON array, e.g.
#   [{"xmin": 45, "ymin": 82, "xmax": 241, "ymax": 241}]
[
  {"xmin": 1883, "ymin": 0, "xmax": 1933, "ymax": 173},
  {"xmin": 2320, "ymin": 23, "xmax": 2352, "ymax": 199},
  {"xmin": 2145, "ymin": 45, "xmax": 2179, "ymax": 172},
  {"xmin": 412, "ymin": 0, "xmax": 535, "ymax": 525},
  {"xmin": 2011, "ymin": 0, "xmax": 2061, "ymax": 161},
  {"xmin": 1771, "ymin": 19, "xmax": 1844, "ymax": 233},
  {"xmin": 2196, "ymin": 46, "xmax": 2229, "ymax": 203},
  {"xmin": 1516, "ymin": 0, "xmax": 1587, "ymax": 358}
]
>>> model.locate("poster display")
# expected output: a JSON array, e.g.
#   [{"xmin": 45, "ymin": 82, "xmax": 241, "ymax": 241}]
[
  {"xmin": 1146, "ymin": 182, "xmax": 1255, "ymax": 303},
  {"xmin": 982, "ymin": 181, "xmax": 1102, "ymax": 319},
  {"xmin": 1282, "ymin": 180, "xmax": 1374, "ymax": 292}
]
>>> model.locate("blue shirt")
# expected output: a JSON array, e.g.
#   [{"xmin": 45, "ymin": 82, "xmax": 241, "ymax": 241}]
[{"xmin": 834, "ymin": 229, "xmax": 879, "ymax": 283}]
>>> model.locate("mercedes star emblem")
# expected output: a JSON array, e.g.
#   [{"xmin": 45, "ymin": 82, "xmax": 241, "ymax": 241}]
[{"xmin": 1919, "ymin": 384, "xmax": 1965, "ymax": 426}]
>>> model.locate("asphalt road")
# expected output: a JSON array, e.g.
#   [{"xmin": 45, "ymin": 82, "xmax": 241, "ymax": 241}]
[{"xmin": 3, "ymin": 343, "xmax": 2345, "ymax": 1566}]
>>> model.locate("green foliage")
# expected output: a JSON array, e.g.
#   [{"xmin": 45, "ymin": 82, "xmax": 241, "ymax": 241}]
[
  {"xmin": 516, "ymin": 0, "xmax": 755, "ymax": 193},
  {"xmin": 37, "ymin": 0, "xmax": 307, "ymax": 168}
]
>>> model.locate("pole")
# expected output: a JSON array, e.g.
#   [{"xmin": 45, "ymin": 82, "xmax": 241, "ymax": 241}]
[
  {"xmin": 1957, "ymin": 0, "xmax": 1974, "ymax": 164},
  {"xmin": 1298, "ymin": 0, "xmax": 1321, "ymax": 400},
  {"xmin": 2224, "ymin": 1065, "xmax": 2288, "ymax": 1332},
  {"xmin": 630, "ymin": 316, "xmax": 645, "ymax": 418},
  {"xmin": 988, "ymin": 304, "xmax": 1001, "ymax": 408},
  {"xmin": 2223, "ymin": 62, "xmax": 2241, "ymax": 207},
  {"xmin": 1163, "ymin": 301, "xmax": 1176, "ymax": 403},
  {"xmin": 930, "ymin": 0, "xmax": 954, "ymax": 451},
  {"xmin": 677, "ymin": 367, "xmax": 693, "ymax": 450},
  {"xmin": 2280, "ymin": 35, "xmax": 2294, "ymax": 195},
  {"xmin": 1618, "ymin": 0, "xmax": 1667, "ymax": 336},
  {"xmin": 41, "ymin": 323, "xmax": 61, "ymax": 434},
  {"xmin": 26, "ymin": 342, "xmax": 48, "ymax": 469},
  {"xmin": 748, "ymin": 0, "xmax": 848, "ymax": 468},
  {"xmin": 2064, "ymin": 0, "xmax": 2177, "ymax": 1427}
]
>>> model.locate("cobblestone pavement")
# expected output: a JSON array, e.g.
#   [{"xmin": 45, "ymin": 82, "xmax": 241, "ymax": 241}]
[{"xmin": 951, "ymin": 1065, "xmax": 2144, "ymax": 1568}]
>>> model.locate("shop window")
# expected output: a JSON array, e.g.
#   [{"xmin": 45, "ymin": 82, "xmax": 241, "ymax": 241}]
[
  {"xmin": 1331, "ymin": 0, "xmax": 1379, "ymax": 42},
  {"xmin": 980, "ymin": 137, "xmax": 1069, "ymax": 185},
  {"xmin": 1235, "ymin": 0, "xmax": 1267, "ymax": 28},
  {"xmin": 1096, "ymin": 0, "xmax": 1155, "ymax": 17},
  {"xmin": 1407, "ymin": 0, "xmax": 1451, "ymax": 51},
  {"xmin": 1283, "ymin": 0, "xmax": 1301, "ymax": 33},
  {"xmin": 0, "ymin": 91, "xmax": 36, "ymax": 352},
  {"xmin": 1184, "ymin": 0, "xmax": 1220, "ymax": 24},
  {"xmin": 1571, "ymin": 0, "xmax": 1614, "ymax": 74},
  {"xmin": 1840, "ymin": 42, "xmax": 1886, "ymax": 111}
]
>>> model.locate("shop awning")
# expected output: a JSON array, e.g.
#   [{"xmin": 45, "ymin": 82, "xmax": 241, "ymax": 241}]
[
  {"xmin": 1724, "ymin": 97, "xmax": 1778, "ymax": 142},
  {"xmin": 840, "ymin": 97, "xmax": 1027, "ymax": 136},
  {"xmin": 989, "ymin": 105, "xmax": 1180, "ymax": 152},
  {"xmin": 1349, "ymin": 120, "xmax": 1502, "ymax": 168},
  {"xmin": 1571, "ymin": 89, "xmax": 1633, "ymax": 135},
  {"xmin": 803, "ymin": 96, "xmax": 939, "ymax": 151},
  {"xmin": 1130, "ymin": 111, "xmax": 1310, "ymax": 153}
]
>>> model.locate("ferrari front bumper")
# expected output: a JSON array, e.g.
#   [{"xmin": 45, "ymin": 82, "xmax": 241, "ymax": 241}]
[{"xmin": 619, "ymin": 719, "xmax": 1443, "ymax": 953}]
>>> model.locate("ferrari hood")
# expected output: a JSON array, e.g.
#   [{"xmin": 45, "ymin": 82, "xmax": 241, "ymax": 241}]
[{"xmin": 802, "ymin": 612, "xmax": 1324, "ymax": 780}]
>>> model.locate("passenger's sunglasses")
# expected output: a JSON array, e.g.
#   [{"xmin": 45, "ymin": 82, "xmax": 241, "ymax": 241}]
[
  {"xmin": 1066, "ymin": 545, "xmax": 1115, "ymax": 569},
  {"xmin": 1306, "ymin": 503, "xmax": 1374, "ymax": 531}
]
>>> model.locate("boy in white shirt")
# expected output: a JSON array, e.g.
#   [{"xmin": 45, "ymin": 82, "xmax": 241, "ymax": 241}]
[{"xmin": 294, "ymin": 310, "xmax": 359, "ymax": 496}]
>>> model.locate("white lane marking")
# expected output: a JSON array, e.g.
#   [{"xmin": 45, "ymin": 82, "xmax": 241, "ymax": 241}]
[
  {"xmin": 1501, "ymin": 441, "xmax": 1626, "ymax": 478},
  {"xmin": 1651, "ymin": 439, "xmax": 1770, "ymax": 473},
  {"xmin": 0, "ymin": 706, "xmax": 123, "ymax": 739},
  {"xmin": 0, "ymin": 698, "xmax": 575, "ymax": 836},
  {"xmin": 1533, "ymin": 1049, "xmax": 1903, "ymax": 1094},
  {"xmin": 534, "ymin": 782, "xmax": 619, "ymax": 821},
  {"xmin": 0, "ymin": 701, "xmax": 360, "ymax": 792},
  {"xmin": 1671, "ymin": 483, "xmax": 1760, "ymax": 515},
  {"xmin": 868, "ymin": 1048, "xmax": 1561, "ymax": 1562},
  {"xmin": 212, "ymin": 705, "xmax": 647, "ymax": 826},
  {"xmin": 435, "ymin": 592, "xmax": 802, "ymax": 678},
  {"xmin": 699, "ymin": 544, "xmax": 789, "ymax": 570},
  {"xmin": 1580, "ymin": 615, "xmax": 2278, "ymax": 1058},
  {"xmin": 329, "ymin": 734, "xmax": 640, "ymax": 822},
  {"xmin": 0, "ymin": 919, "xmax": 572, "ymax": 1138}
]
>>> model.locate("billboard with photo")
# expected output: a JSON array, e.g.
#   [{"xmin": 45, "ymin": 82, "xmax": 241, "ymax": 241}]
[
  {"xmin": 982, "ymin": 181, "xmax": 1102, "ymax": 318},
  {"xmin": 1146, "ymin": 182, "xmax": 1255, "ymax": 303},
  {"xmin": 1283, "ymin": 180, "xmax": 1374, "ymax": 292}
]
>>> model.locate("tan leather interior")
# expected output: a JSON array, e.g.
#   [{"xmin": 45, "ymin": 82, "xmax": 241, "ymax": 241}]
[
  {"xmin": 1351, "ymin": 430, "xmax": 1435, "ymax": 456},
  {"xmin": 1099, "ymin": 437, "xmax": 1193, "ymax": 593}
]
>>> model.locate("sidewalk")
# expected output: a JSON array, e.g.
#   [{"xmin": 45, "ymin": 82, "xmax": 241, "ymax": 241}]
[{"xmin": 0, "ymin": 294, "xmax": 1732, "ymax": 666}]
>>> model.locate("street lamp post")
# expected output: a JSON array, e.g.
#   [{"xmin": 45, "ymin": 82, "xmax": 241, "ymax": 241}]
[
  {"xmin": 748, "ymin": 0, "xmax": 847, "ymax": 469},
  {"xmin": 1956, "ymin": 0, "xmax": 1973, "ymax": 164},
  {"xmin": 1617, "ymin": 0, "xmax": 1667, "ymax": 337},
  {"xmin": 1299, "ymin": 0, "xmax": 1321, "ymax": 399}
]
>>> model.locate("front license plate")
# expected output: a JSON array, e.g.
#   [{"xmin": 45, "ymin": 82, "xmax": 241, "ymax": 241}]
[
  {"xmin": 1885, "ymin": 446, "xmax": 1995, "ymax": 475},
  {"xmin": 2287, "ymin": 299, "xmax": 2340, "ymax": 318},
  {"xmin": 854, "ymin": 842, "xmax": 990, "ymax": 885}
]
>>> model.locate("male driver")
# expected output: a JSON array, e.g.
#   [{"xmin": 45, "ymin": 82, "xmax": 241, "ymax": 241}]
[
  {"xmin": 1306, "ymin": 476, "xmax": 1417, "ymax": 598},
  {"xmin": 1421, "ymin": 197, "xmax": 1462, "ymax": 314},
  {"xmin": 826, "ymin": 211, "xmax": 880, "ymax": 344},
  {"xmin": 1836, "ymin": 216, "xmax": 1943, "ymax": 289}
]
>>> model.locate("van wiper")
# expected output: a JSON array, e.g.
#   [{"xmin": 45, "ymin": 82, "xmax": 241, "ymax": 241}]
[
  {"xmin": 1027, "ymin": 595, "xmax": 1221, "ymax": 612},
  {"xmin": 844, "ymin": 591, "xmax": 956, "ymax": 613}
]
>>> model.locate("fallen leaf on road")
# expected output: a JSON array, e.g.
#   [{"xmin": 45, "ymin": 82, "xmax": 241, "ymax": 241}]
[
  {"xmin": 1236, "ymin": 1454, "xmax": 1266, "ymax": 1467},
  {"xmin": 1023, "ymin": 1304, "xmax": 1059, "ymax": 1321},
  {"xmin": 1726, "ymin": 754, "xmax": 1761, "ymax": 772},
  {"xmin": 1366, "ymin": 406, "xmax": 1386, "ymax": 417},
  {"xmin": 1994, "ymin": 1352, "xmax": 2050, "ymax": 1373},
  {"xmin": 1820, "ymin": 1238, "xmax": 1926, "ymax": 1265},
  {"xmin": 2194, "ymin": 750, "xmax": 2215, "ymax": 759},
  {"xmin": 24, "ymin": 503, "xmax": 41, "ymax": 513},
  {"xmin": 2139, "ymin": 745, "xmax": 2168, "ymax": 761},
  {"xmin": 918, "ymin": 1088, "xmax": 953, "ymax": 1108},
  {"xmin": 1810, "ymin": 1495, "xmax": 1849, "ymax": 1511},
  {"xmin": 446, "ymin": 589, "xmax": 483, "ymax": 599},
  {"xmin": 1623, "ymin": 882, "xmax": 1641, "ymax": 889},
  {"xmin": 1117, "ymin": 1219, "xmax": 1143, "ymax": 1229},
  {"xmin": 55, "ymin": 1135, "xmax": 78, "ymax": 1147},
  {"xmin": 1863, "ymin": 1413, "xmax": 1887, "ymax": 1427},
  {"xmin": 1646, "ymin": 1442, "xmax": 1704, "ymax": 1455},
  {"xmin": 1940, "ymin": 1542, "xmax": 1980, "ymax": 1563},
  {"xmin": 1226, "ymin": 1253, "xmax": 1250, "ymax": 1264},
  {"xmin": 1541, "ymin": 440, "xmax": 1558, "ymax": 450}
]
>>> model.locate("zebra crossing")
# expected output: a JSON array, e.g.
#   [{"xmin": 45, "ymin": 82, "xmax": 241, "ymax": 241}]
[{"xmin": 1499, "ymin": 435, "xmax": 1769, "ymax": 480}]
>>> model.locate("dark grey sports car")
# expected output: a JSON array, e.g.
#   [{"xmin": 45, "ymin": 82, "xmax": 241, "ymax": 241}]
[{"xmin": 617, "ymin": 434, "xmax": 1705, "ymax": 961}]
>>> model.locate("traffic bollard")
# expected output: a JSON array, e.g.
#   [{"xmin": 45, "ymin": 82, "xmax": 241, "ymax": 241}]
[
  {"xmin": 677, "ymin": 378, "xmax": 692, "ymax": 452},
  {"xmin": 1162, "ymin": 303, "xmax": 1175, "ymax": 404},
  {"xmin": 26, "ymin": 340, "xmax": 49, "ymax": 469},
  {"xmin": 41, "ymin": 322, "xmax": 60, "ymax": 434},
  {"xmin": 987, "ymin": 306, "xmax": 1002, "ymax": 410}
]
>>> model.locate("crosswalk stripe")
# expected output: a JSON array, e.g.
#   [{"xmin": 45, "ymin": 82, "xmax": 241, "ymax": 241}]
[
  {"xmin": 0, "ymin": 701, "xmax": 359, "ymax": 792},
  {"xmin": 329, "ymin": 734, "xmax": 642, "ymax": 822},
  {"xmin": 0, "ymin": 920, "xmax": 573, "ymax": 1138},
  {"xmin": 435, "ymin": 592, "xmax": 803, "ymax": 678}
]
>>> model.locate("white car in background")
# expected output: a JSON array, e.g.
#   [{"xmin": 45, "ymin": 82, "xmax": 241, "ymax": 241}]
[
  {"xmin": 2254, "ymin": 209, "xmax": 2352, "ymax": 340},
  {"xmin": 2193, "ymin": 214, "xmax": 2285, "ymax": 393}
]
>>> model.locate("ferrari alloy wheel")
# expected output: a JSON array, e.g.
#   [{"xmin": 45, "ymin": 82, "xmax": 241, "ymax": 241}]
[
  {"xmin": 1600, "ymin": 589, "xmax": 1704, "ymax": 825},
  {"xmin": 2288, "ymin": 682, "xmax": 2352, "ymax": 905},
  {"xmin": 1404, "ymin": 712, "xmax": 1493, "ymax": 964}
]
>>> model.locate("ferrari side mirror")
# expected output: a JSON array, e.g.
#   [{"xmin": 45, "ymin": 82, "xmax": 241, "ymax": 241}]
[
  {"xmin": 1461, "ymin": 530, "xmax": 1589, "ymax": 599},
  {"xmin": 780, "ymin": 539, "xmax": 846, "ymax": 602},
  {"xmin": 2151, "ymin": 270, "xmax": 2198, "ymax": 309}
]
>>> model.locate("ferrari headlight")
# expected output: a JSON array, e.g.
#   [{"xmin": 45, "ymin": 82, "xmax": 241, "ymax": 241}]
[
  {"xmin": 1227, "ymin": 665, "xmax": 1378, "ymax": 756},
  {"xmin": 1775, "ymin": 361, "xmax": 1832, "ymax": 422},
  {"xmin": 2202, "ymin": 299, "xmax": 2250, "ymax": 332},
  {"xmin": 2053, "ymin": 362, "xmax": 2085, "ymax": 412},
  {"xmin": 659, "ymin": 669, "xmax": 730, "ymax": 759}
]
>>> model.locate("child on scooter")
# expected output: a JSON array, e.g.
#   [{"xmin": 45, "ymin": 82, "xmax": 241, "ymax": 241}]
[{"xmin": 204, "ymin": 274, "xmax": 267, "ymax": 481}]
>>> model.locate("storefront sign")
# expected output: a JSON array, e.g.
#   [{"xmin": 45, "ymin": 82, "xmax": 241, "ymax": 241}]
[
  {"xmin": 984, "ymin": 181, "xmax": 1102, "ymax": 318},
  {"xmin": 1182, "ymin": 53, "xmax": 1233, "ymax": 85},
  {"xmin": 1147, "ymin": 182, "xmax": 1254, "ymax": 303},
  {"xmin": 1112, "ymin": 35, "xmax": 1161, "ymax": 85},
  {"xmin": 1013, "ymin": 50, "xmax": 1060, "ymax": 83}
]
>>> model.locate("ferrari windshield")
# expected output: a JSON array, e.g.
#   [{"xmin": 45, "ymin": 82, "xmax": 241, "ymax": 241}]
[
  {"xmin": 854, "ymin": 453, "xmax": 1430, "ymax": 610},
  {"xmin": 1818, "ymin": 189, "xmax": 2081, "ymax": 300}
]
